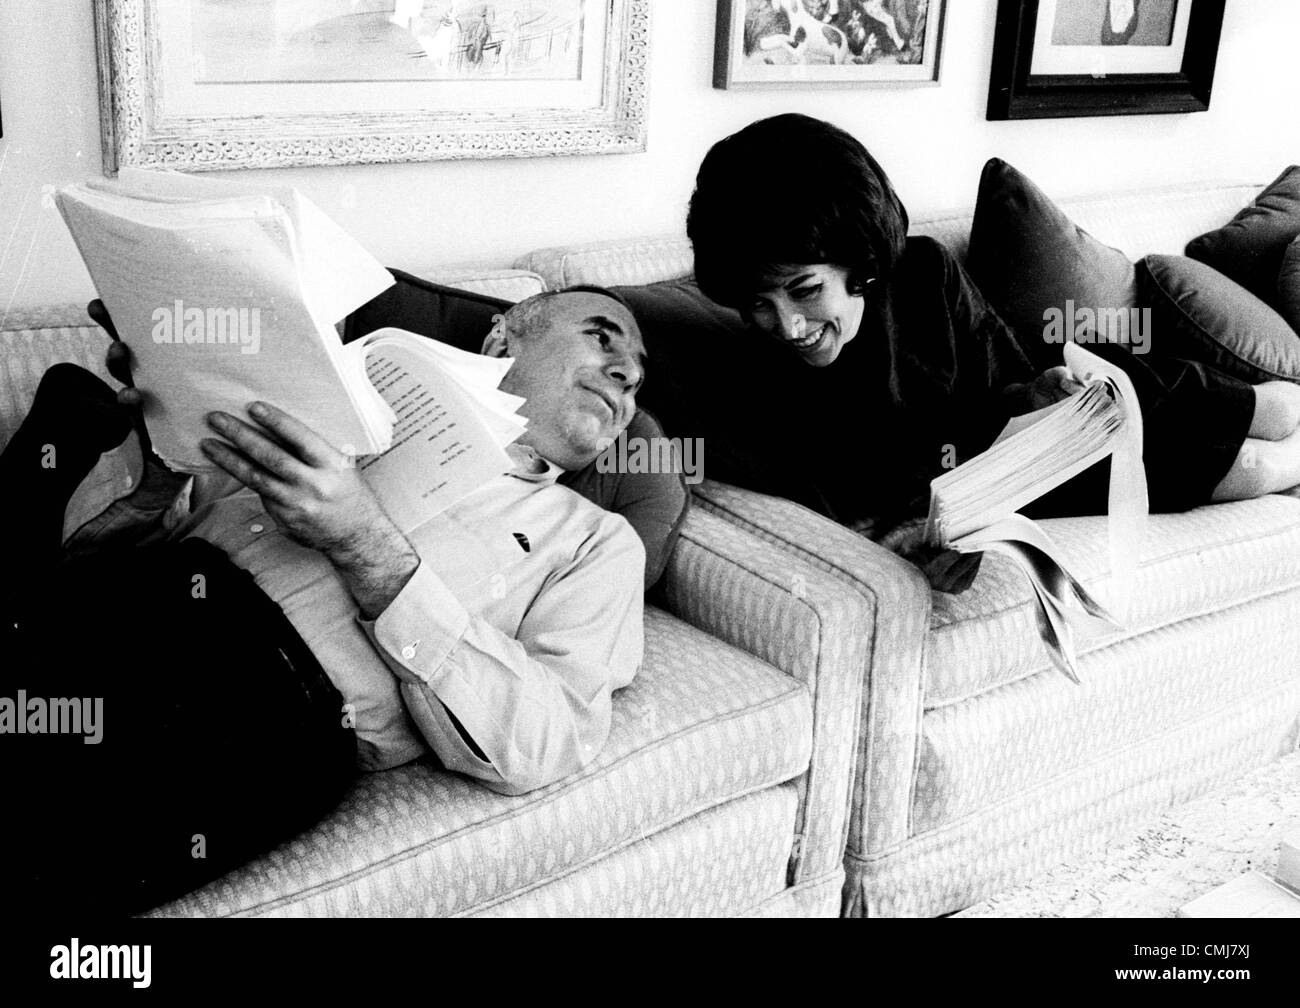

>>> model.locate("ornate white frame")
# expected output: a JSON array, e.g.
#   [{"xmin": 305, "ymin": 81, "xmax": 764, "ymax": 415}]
[{"xmin": 93, "ymin": 0, "xmax": 651, "ymax": 172}]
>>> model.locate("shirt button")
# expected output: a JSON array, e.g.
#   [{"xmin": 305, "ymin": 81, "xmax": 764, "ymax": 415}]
[
  {"xmin": 250, "ymin": 523, "xmax": 265, "ymax": 534},
  {"xmin": 123, "ymin": 474, "xmax": 134, "ymax": 489},
  {"xmin": 401, "ymin": 644, "xmax": 418, "ymax": 660}
]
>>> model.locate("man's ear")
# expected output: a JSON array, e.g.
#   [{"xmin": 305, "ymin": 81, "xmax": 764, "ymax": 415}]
[{"xmin": 482, "ymin": 313, "xmax": 509, "ymax": 357}]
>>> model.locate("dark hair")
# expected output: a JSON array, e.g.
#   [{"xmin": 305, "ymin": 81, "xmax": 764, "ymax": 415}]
[{"xmin": 686, "ymin": 114, "xmax": 909, "ymax": 310}]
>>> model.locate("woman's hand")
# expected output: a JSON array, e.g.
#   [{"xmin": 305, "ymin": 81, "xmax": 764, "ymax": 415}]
[{"xmin": 1026, "ymin": 366, "xmax": 1086, "ymax": 410}]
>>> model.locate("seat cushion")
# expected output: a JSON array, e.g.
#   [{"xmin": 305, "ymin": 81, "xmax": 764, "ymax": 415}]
[
  {"xmin": 926, "ymin": 495, "xmax": 1300, "ymax": 704},
  {"xmin": 146, "ymin": 606, "xmax": 812, "ymax": 916}
]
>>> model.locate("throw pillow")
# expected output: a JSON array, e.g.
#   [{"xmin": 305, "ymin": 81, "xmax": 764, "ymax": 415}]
[
  {"xmin": 1280, "ymin": 235, "xmax": 1300, "ymax": 335},
  {"xmin": 1185, "ymin": 165, "xmax": 1300, "ymax": 307},
  {"xmin": 1137, "ymin": 254, "xmax": 1300, "ymax": 383},
  {"xmin": 611, "ymin": 278, "xmax": 811, "ymax": 501},
  {"xmin": 967, "ymin": 158, "xmax": 1138, "ymax": 373},
  {"xmin": 343, "ymin": 267, "xmax": 511, "ymax": 351}
]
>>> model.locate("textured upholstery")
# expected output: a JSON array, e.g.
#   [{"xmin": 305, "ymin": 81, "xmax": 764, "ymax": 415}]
[
  {"xmin": 693, "ymin": 481, "xmax": 931, "ymax": 860},
  {"xmin": 662, "ymin": 508, "xmax": 873, "ymax": 885},
  {"xmin": 410, "ymin": 267, "xmax": 546, "ymax": 303},
  {"xmin": 697, "ymin": 476, "xmax": 1300, "ymax": 917},
  {"xmin": 928, "ymin": 497, "xmax": 1300, "ymax": 702},
  {"xmin": 474, "ymin": 788, "xmax": 799, "ymax": 918},
  {"xmin": 513, "ymin": 183, "xmax": 1264, "ymax": 291},
  {"xmin": 148, "ymin": 605, "xmax": 812, "ymax": 916},
  {"xmin": 516, "ymin": 236, "xmax": 694, "ymax": 289}
]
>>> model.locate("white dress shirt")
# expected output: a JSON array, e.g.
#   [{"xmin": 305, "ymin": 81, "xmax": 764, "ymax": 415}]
[{"xmin": 174, "ymin": 447, "xmax": 645, "ymax": 794}]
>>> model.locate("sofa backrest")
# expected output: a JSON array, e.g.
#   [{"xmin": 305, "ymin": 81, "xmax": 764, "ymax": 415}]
[
  {"xmin": 0, "ymin": 179, "xmax": 1262, "ymax": 449},
  {"xmin": 516, "ymin": 181, "xmax": 1262, "ymax": 290}
]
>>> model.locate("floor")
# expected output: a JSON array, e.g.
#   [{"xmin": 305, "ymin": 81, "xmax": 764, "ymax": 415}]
[{"xmin": 953, "ymin": 750, "xmax": 1300, "ymax": 917}]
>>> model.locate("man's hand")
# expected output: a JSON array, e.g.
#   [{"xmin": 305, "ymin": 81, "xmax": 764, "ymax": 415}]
[
  {"xmin": 201, "ymin": 403, "xmax": 419, "ymax": 618},
  {"xmin": 1026, "ymin": 366, "xmax": 1086, "ymax": 411}
]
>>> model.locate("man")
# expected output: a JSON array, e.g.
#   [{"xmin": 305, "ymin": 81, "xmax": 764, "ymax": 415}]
[
  {"xmin": 156, "ymin": 287, "xmax": 650, "ymax": 791},
  {"xmin": 3, "ymin": 287, "xmax": 648, "ymax": 912}
]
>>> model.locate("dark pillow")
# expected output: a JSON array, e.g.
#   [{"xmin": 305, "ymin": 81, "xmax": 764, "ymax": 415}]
[
  {"xmin": 343, "ymin": 267, "xmax": 510, "ymax": 352},
  {"xmin": 1280, "ymin": 236, "xmax": 1300, "ymax": 335},
  {"xmin": 610, "ymin": 278, "xmax": 809, "ymax": 500},
  {"xmin": 1185, "ymin": 166, "xmax": 1300, "ymax": 308},
  {"xmin": 343, "ymin": 269, "xmax": 690, "ymax": 588},
  {"xmin": 1137, "ymin": 254, "xmax": 1300, "ymax": 383},
  {"xmin": 967, "ymin": 158, "xmax": 1137, "ymax": 373}
]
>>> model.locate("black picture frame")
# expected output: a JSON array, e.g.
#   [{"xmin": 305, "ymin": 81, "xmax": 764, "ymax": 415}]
[{"xmin": 987, "ymin": 0, "xmax": 1225, "ymax": 120}]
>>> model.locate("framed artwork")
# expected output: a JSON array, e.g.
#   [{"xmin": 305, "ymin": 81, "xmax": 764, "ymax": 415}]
[
  {"xmin": 713, "ymin": 0, "xmax": 946, "ymax": 89},
  {"xmin": 93, "ymin": 0, "xmax": 650, "ymax": 172},
  {"xmin": 987, "ymin": 0, "xmax": 1225, "ymax": 120}
]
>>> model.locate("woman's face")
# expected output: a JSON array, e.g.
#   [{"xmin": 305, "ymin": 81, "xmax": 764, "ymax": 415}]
[{"xmin": 747, "ymin": 264, "xmax": 866, "ymax": 367}]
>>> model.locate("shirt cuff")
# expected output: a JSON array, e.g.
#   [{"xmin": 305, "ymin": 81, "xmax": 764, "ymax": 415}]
[{"xmin": 358, "ymin": 560, "xmax": 470, "ymax": 688}]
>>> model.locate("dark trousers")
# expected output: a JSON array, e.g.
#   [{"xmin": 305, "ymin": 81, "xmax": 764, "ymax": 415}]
[{"xmin": 2, "ymin": 368, "xmax": 356, "ymax": 915}]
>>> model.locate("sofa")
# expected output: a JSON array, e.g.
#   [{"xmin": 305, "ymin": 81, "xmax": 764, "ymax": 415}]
[
  {"xmin": 516, "ymin": 178, "xmax": 1300, "ymax": 917},
  {"xmin": 6, "ymin": 178, "xmax": 1298, "ymax": 917}
]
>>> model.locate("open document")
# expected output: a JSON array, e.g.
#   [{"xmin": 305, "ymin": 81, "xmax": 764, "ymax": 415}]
[
  {"xmin": 56, "ymin": 168, "xmax": 526, "ymax": 531},
  {"xmin": 925, "ymin": 342, "xmax": 1149, "ymax": 682}
]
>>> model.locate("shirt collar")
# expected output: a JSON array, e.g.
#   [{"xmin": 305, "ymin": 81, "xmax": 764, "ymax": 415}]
[{"xmin": 506, "ymin": 442, "xmax": 563, "ymax": 484}]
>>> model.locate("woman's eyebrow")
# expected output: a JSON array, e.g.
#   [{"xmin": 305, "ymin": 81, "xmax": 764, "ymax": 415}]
[{"xmin": 782, "ymin": 274, "xmax": 817, "ymax": 289}]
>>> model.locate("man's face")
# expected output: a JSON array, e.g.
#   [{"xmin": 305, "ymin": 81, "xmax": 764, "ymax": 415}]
[{"xmin": 498, "ymin": 292, "xmax": 646, "ymax": 470}]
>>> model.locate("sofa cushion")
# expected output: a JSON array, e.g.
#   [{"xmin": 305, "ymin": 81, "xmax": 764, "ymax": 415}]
[
  {"xmin": 967, "ymin": 158, "xmax": 1137, "ymax": 372},
  {"xmin": 915, "ymin": 583, "xmax": 1300, "ymax": 835},
  {"xmin": 925, "ymin": 495, "xmax": 1300, "ymax": 705},
  {"xmin": 146, "ymin": 606, "xmax": 812, "ymax": 916},
  {"xmin": 612, "ymin": 278, "xmax": 804, "ymax": 495},
  {"xmin": 1186, "ymin": 166, "xmax": 1300, "ymax": 307},
  {"xmin": 1281, "ymin": 236, "xmax": 1300, "ymax": 334},
  {"xmin": 1137, "ymin": 254, "xmax": 1300, "ymax": 383},
  {"xmin": 344, "ymin": 267, "xmax": 511, "ymax": 352}
]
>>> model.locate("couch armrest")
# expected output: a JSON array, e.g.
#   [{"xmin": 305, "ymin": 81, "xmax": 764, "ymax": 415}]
[
  {"xmin": 660, "ymin": 507, "xmax": 872, "ymax": 888},
  {"xmin": 691, "ymin": 481, "xmax": 933, "ymax": 863}
]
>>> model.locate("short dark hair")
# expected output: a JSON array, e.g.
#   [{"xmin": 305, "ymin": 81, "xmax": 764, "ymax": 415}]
[{"xmin": 686, "ymin": 114, "xmax": 910, "ymax": 310}]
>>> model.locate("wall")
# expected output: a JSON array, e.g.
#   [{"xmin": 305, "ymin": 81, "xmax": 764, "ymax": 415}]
[{"xmin": 1, "ymin": 1, "xmax": 1298, "ymax": 313}]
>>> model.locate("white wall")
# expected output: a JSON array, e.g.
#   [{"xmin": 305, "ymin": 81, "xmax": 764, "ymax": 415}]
[{"xmin": 2, "ymin": 1, "xmax": 1298, "ymax": 313}]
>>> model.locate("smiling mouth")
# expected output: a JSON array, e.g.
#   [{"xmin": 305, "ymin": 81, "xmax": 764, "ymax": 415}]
[{"xmin": 788, "ymin": 323, "xmax": 828, "ymax": 351}]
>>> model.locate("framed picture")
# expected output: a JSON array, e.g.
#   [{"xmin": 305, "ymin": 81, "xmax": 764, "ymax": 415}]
[
  {"xmin": 713, "ymin": 0, "xmax": 946, "ymax": 89},
  {"xmin": 93, "ymin": 0, "xmax": 650, "ymax": 172},
  {"xmin": 987, "ymin": 0, "xmax": 1225, "ymax": 120}
]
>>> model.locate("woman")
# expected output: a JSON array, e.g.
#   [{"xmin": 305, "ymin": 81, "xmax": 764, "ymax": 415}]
[{"xmin": 685, "ymin": 114, "xmax": 1300, "ymax": 537}]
